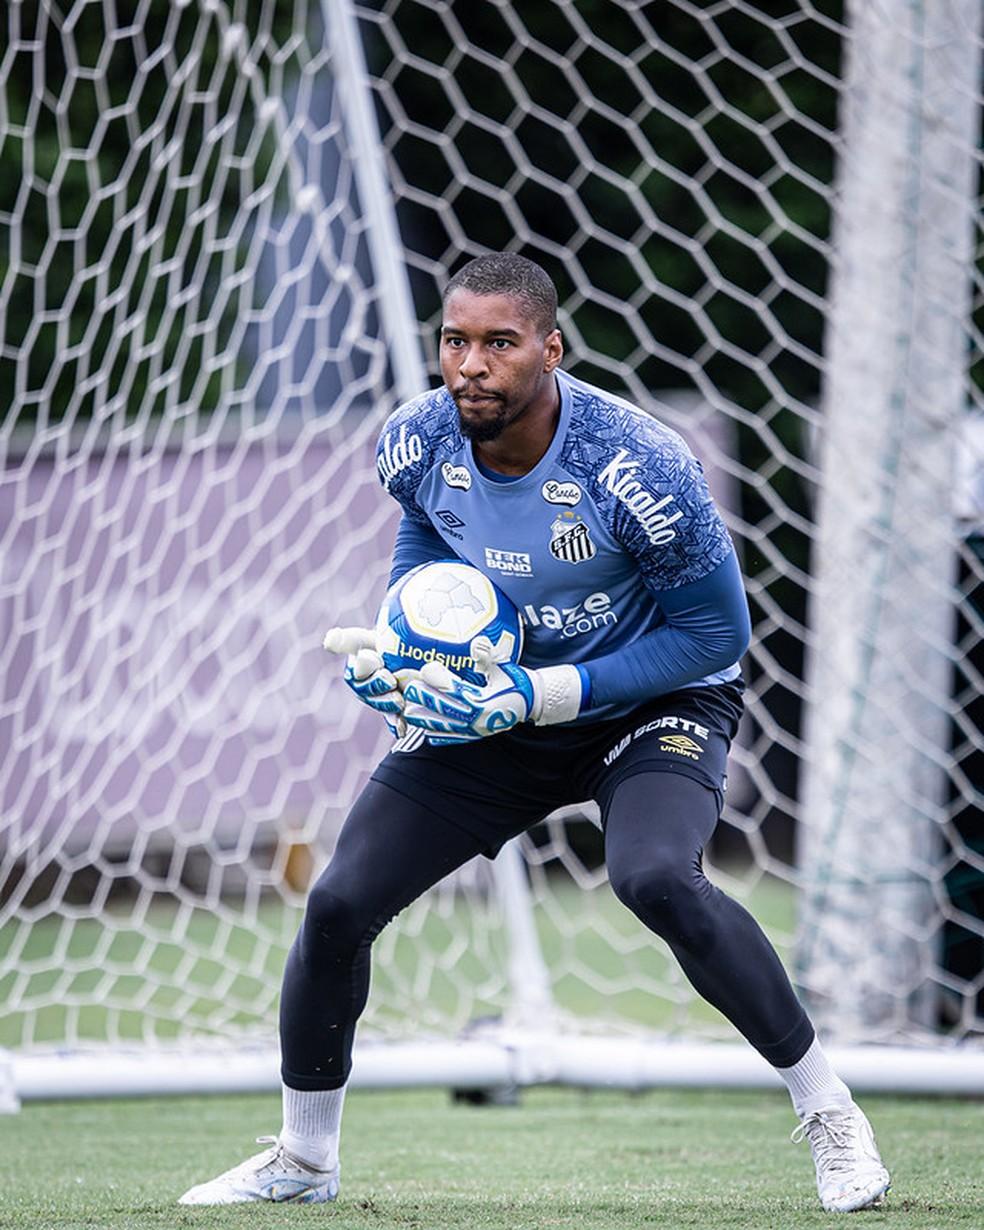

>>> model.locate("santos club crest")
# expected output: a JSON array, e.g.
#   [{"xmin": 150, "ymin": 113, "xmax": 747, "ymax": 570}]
[{"xmin": 549, "ymin": 511, "xmax": 597, "ymax": 565}]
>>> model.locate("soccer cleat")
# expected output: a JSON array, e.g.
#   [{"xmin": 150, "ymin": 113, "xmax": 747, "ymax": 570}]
[
  {"xmin": 178, "ymin": 1136, "xmax": 339, "ymax": 1205},
  {"xmin": 791, "ymin": 1104, "xmax": 890, "ymax": 1213}
]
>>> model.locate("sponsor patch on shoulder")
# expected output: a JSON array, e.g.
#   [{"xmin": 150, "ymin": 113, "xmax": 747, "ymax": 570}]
[
  {"xmin": 441, "ymin": 462, "xmax": 472, "ymax": 490},
  {"xmin": 597, "ymin": 448, "xmax": 683, "ymax": 545},
  {"xmin": 377, "ymin": 424, "xmax": 423, "ymax": 488},
  {"xmin": 541, "ymin": 479, "xmax": 582, "ymax": 506}
]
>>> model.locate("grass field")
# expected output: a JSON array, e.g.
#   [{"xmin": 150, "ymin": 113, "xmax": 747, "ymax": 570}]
[
  {"xmin": 2, "ymin": 1087, "xmax": 981, "ymax": 1230},
  {"xmin": 4, "ymin": 875, "xmax": 980, "ymax": 1228}
]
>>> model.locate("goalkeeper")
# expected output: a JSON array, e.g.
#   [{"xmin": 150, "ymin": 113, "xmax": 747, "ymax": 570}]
[{"xmin": 180, "ymin": 253, "xmax": 890, "ymax": 1213}]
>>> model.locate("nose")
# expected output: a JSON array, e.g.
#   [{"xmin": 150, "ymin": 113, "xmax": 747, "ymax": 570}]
[{"xmin": 457, "ymin": 343, "xmax": 488, "ymax": 380}]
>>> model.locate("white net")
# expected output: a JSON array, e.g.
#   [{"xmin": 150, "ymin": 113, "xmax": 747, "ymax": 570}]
[
  {"xmin": 1, "ymin": 0, "xmax": 983, "ymax": 1081},
  {"xmin": 0, "ymin": 0, "xmax": 400, "ymax": 1052}
]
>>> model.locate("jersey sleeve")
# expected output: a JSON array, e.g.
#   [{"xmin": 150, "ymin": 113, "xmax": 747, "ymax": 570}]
[
  {"xmin": 374, "ymin": 401, "xmax": 431, "ymax": 526},
  {"xmin": 581, "ymin": 548, "xmax": 750, "ymax": 709},
  {"xmin": 607, "ymin": 437, "xmax": 734, "ymax": 592},
  {"xmin": 388, "ymin": 515, "xmax": 453, "ymax": 588}
]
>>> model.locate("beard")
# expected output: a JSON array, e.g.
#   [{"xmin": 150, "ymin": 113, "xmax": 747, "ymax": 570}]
[
  {"xmin": 457, "ymin": 407, "xmax": 509, "ymax": 442},
  {"xmin": 454, "ymin": 395, "xmax": 511, "ymax": 442}
]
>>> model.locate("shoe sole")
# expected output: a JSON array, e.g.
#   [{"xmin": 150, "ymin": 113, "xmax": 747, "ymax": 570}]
[
  {"xmin": 178, "ymin": 1183, "xmax": 337, "ymax": 1205},
  {"xmin": 822, "ymin": 1178, "xmax": 891, "ymax": 1213}
]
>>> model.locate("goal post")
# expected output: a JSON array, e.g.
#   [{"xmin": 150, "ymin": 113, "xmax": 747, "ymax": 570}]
[
  {"xmin": 322, "ymin": 0, "xmax": 426, "ymax": 403},
  {"xmin": 2, "ymin": 1, "xmax": 983, "ymax": 1106},
  {"xmin": 797, "ymin": 0, "xmax": 984, "ymax": 1040}
]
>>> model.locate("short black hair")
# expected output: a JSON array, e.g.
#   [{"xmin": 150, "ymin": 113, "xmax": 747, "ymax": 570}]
[{"xmin": 443, "ymin": 252, "xmax": 558, "ymax": 337}]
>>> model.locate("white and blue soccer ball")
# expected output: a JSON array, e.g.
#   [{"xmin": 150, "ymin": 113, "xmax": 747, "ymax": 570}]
[{"xmin": 375, "ymin": 560, "xmax": 523, "ymax": 686}]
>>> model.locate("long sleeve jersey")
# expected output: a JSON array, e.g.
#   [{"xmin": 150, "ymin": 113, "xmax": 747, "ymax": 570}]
[{"xmin": 376, "ymin": 369, "xmax": 749, "ymax": 723}]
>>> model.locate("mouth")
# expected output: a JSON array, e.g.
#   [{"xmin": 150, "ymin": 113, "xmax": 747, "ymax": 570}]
[{"xmin": 456, "ymin": 388, "xmax": 503, "ymax": 406}]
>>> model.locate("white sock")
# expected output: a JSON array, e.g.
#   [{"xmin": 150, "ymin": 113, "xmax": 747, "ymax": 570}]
[
  {"xmin": 280, "ymin": 1084, "xmax": 347, "ymax": 1171},
  {"xmin": 775, "ymin": 1037, "xmax": 853, "ymax": 1119}
]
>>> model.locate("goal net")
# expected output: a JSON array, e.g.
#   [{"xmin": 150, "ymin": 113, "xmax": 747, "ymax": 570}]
[{"xmin": 2, "ymin": 0, "xmax": 983, "ymax": 1104}]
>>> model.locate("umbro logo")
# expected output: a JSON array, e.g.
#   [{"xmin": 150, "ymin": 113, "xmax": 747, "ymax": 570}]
[
  {"xmin": 434, "ymin": 508, "xmax": 465, "ymax": 540},
  {"xmin": 659, "ymin": 734, "xmax": 704, "ymax": 760},
  {"xmin": 603, "ymin": 715, "xmax": 709, "ymax": 766}
]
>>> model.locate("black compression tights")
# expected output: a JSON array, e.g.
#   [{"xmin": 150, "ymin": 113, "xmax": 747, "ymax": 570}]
[
  {"xmin": 279, "ymin": 780, "xmax": 485, "ymax": 1090},
  {"xmin": 280, "ymin": 775, "xmax": 812, "ymax": 1090},
  {"xmin": 602, "ymin": 773, "xmax": 812, "ymax": 1067}
]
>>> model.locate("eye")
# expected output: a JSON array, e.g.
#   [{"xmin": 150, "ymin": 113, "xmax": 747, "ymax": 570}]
[
  {"xmin": 442, "ymin": 336, "xmax": 465, "ymax": 348},
  {"xmin": 490, "ymin": 338, "xmax": 512, "ymax": 350}
]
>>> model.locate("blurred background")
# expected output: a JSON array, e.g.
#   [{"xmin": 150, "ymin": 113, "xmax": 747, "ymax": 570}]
[{"xmin": 1, "ymin": 0, "xmax": 982, "ymax": 1092}]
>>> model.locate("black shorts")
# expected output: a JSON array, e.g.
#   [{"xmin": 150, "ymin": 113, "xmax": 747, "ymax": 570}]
[{"xmin": 371, "ymin": 681, "xmax": 744, "ymax": 856}]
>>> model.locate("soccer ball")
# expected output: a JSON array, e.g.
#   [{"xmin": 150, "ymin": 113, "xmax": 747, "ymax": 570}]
[{"xmin": 375, "ymin": 560, "xmax": 523, "ymax": 686}]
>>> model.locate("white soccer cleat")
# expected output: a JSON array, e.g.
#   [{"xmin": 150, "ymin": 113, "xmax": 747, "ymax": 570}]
[
  {"xmin": 178, "ymin": 1137, "xmax": 339, "ymax": 1205},
  {"xmin": 791, "ymin": 1104, "xmax": 890, "ymax": 1213}
]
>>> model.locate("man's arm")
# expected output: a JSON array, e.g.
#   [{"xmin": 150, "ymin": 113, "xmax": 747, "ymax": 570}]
[
  {"xmin": 399, "ymin": 550, "xmax": 749, "ymax": 742},
  {"xmin": 389, "ymin": 515, "xmax": 451, "ymax": 587},
  {"xmin": 579, "ymin": 548, "xmax": 750, "ymax": 711}
]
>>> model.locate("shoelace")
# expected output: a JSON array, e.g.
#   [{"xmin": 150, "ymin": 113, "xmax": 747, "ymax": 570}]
[
  {"xmin": 252, "ymin": 1135, "xmax": 333, "ymax": 1178},
  {"xmin": 790, "ymin": 1111, "xmax": 866, "ymax": 1176},
  {"xmin": 250, "ymin": 1137, "xmax": 287, "ymax": 1177}
]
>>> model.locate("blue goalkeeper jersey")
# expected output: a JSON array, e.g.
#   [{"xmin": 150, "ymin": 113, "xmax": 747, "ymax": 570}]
[{"xmin": 375, "ymin": 369, "xmax": 744, "ymax": 722}]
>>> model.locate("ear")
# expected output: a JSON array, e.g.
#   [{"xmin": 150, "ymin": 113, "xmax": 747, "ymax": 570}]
[{"xmin": 543, "ymin": 327, "xmax": 563, "ymax": 373}]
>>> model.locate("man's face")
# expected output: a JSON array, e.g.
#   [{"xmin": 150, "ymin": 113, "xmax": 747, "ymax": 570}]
[{"xmin": 440, "ymin": 289, "xmax": 562, "ymax": 442}]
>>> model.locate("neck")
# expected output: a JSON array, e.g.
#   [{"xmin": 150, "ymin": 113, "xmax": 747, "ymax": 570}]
[{"xmin": 474, "ymin": 375, "xmax": 561, "ymax": 476}]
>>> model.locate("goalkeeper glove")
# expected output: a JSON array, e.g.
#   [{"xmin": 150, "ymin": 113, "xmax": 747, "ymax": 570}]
[
  {"xmin": 402, "ymin": 650, "xmax": 583, "ymax": 744},
  {"xmin": 323, "ymin": 626, "xmax": 406, "ymax": 738}
]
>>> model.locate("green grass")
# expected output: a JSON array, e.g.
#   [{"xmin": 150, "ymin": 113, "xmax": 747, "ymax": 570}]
[
  {"xmin": 1, "ymin": 1087, "xmax": 981, "ymax": 1229},
  {"xmin": 0, "ymin": 872, "xmax": 796, "ymax": 1049}
]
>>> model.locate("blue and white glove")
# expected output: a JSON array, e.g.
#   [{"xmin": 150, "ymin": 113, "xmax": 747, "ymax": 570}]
[
  {"xmin": 323, "ymin": 626, "xmax": 406, "ymax": 738},
  {"xmin": 402, "ymin": 644, "xmax": 583, "ymax": 745}
]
